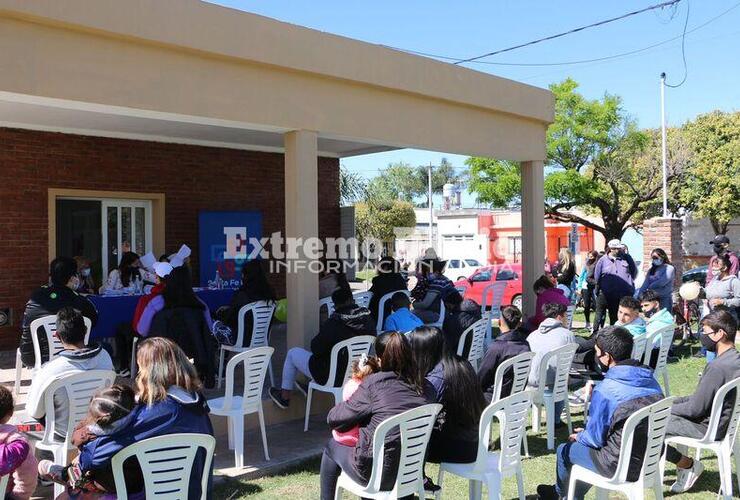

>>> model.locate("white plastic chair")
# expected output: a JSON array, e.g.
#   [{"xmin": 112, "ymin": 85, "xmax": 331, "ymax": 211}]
[
  {"xmin": 335, "ymin": 403, "xmax": 442, "ymax": 499},
  {"xmin": 491, "ymin": 351, "xmax": 535, "ymax": 458},
  {"xmin": 480, "ymin": 282, "xmax": 507, "ymax": 343},
  {"xmin": 36, "ymin": 369, "xmax": 116, "ymax": 497},
  {"xmin": 436, "ymin": 391, "xmax": 533, "ymax": 500},
  {"xmin": 565, "ymin": 305, "xmax": 576, "ymax": 330},
  {"xmin": 217, "ymin": 301, "xmax": 275, "ymax": 389},
  {"xmin": 0, "ymin": 473, "xmax": 7, "ymax": 497},
  {"xmin": 208, "ymin": 346, "xmax": 274, "ymax": 467},
  {"xmin": 663, "ymin": 377, "xmax": 740, "ymax": 499},
  {"xmin": 568, "ymin": 397, "xmax": 675, "ymax": 500},
  {"xmin": 456, "ymin": 319, "xmax": 488, "ymax": 371},
  {"xmin": 319, "ymin": 296, "xmax": 336, "ymax": 319},
  {"xmin": 530, "ymin": 343, "xmax": 578, "ymax": 451},
  {"xmin": 429, "ymin": 299, "xmax": 446, "ymax": 328},
  {"xmin": 111, "ymin": 433, "xmax": 215, "ymax": 500},
  {"xmin": 648, "ymin": 325, "xmax": 674, "ymax": 395},
  {"xmin": 631, "ymin": 334, "xmax": 649, "ymax": 363},
  {"xmin": 15, "ymin": 315, "xmax": 92, "ymax": 395},
  {"xmin": 302, "ymin": 335, "xmax": 375, "ymax": 432},
  {"xmin": 375, "ymin": 290, "xmax": 411, "ymax": 332},
  {"xmin": 353, "ymin": 291, "xmax": 372, "ymax": 308}
]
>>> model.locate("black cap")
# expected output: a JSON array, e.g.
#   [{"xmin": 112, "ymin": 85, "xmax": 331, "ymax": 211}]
[{"xmin": 710, "ymin": 235, "xmax": 730, "ymax": 245}]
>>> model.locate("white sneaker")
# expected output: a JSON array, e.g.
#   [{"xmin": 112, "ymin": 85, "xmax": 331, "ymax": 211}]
[{"xmin": 671, "ymin": 459, "xmax": 704, "ymax": 493}]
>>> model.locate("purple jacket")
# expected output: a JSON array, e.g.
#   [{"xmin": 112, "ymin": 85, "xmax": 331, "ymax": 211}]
[
  {"xmin": 532, "ymin": 287, "xmax": 571, "ymax": 327},
  {"xmin": 136, "ymin": 295, "xmax": 213, "ymax": 337},
  {"xmin": 594, "ymin": 254, "xmax": 637, "ymax": 297}
]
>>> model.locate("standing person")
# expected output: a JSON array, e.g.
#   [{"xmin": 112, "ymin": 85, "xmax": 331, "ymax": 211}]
[
  {"xmin": 526, "ymin": 275, "xmax": 570, "ymax": 331},
  {"xmin": 19, "ymin": 256, "xmax": 98, "ymax": 368},
  {"xmin": 0, "ymin": 385, "xmax": 38, "ymax": 500},
  {"xmin": 706, "ymin": 235, "xmax": 739, "ymax": 285},
  {"xmin": 553, "ymin": 248, "xmax": 576, "ymax": 299},
  {"xmin": 102, "ymin": 251, "xmax": 142, "ymax": 292},
  {"xmin": 578, "ymin": 251, "xmax": 599, "ymax": 330},
  {"xmin": 368, "ymin": 256, "xmax": 407, "ymax": 321},
  {"xmin": 478, "ymin": 305, "xmax": 531, "ymax": 402},
  {"xmin": 269, "ymin": 287, "xmax": 375, "ymax": 409},
  {"xmin": 319, "ymin": 332, "xmax": 435, "ymax": 500},
  {"xmin": 663, "ymin": 310, "xmax": 740, "ymax": 494},
  {"xmin": 537, "ymin": 327, "xmax": 663, "ymax": 500},
  {"xmin": 74, "ymin": 338, "xmax": 214, "ymax": 499},
  {"xmin": 593, "ymin": 240, "xmax": 637, "ymax": 330},
  {"xmin": 26, "ymin": 307, "xmax": 114, "ymax": 437},
  {"xmin": 704, "ymin": 254, "xmax": 740, "ymax": 319},
  {"xmin": 636, "ymin": 248, "xmax": 675, "ymax": 313},
  {"xmin": 527, "ymin": 303, "xmax": 576, "ymax": 427}
]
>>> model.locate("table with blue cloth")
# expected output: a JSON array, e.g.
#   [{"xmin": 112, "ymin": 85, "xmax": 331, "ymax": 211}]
[{"xmin": 87, "ymin": 288, "xmax": 234, "ymax": 341}]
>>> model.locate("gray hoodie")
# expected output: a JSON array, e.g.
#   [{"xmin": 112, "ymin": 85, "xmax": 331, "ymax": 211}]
[
  {"xmin": 527, "ymin": 318, "xmax": 575, "ymax": 387},
  {"xmin": 705, "ymin": 274, "xmax": 740, "ymax": 310}
]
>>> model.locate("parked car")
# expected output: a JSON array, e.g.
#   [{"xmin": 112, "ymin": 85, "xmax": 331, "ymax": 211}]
[
  {"xmin": 444, "ymin": 258, "xmax": 483, "ymax": 281},
  {"xmin": 682, "ymin": 265, "xmax": 708, "ymax": 285},
  {"xmin": 455, "ymin": 263, "xmax": 523, "ymax": 310}
]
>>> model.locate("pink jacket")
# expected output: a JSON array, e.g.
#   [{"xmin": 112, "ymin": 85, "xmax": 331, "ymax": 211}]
[
  {"xmin": 531, "ymin": 287, "xmax": 571, "ymax": 328},
  {"xmin": 332, "ymin": 378, "xmax": 361, "ymax": 447},
  {"xmin": 0, "ymin": 424, "xmax": 38, "ymax": 500}
]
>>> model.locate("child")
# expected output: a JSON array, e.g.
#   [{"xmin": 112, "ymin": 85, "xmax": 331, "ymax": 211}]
[
  {"xmin": 38, "ymin": 384, "xmax": 136, "ymax": 496},
  {"xmin": 0, "ymin": 384, "xmax": 38, "ymax": 500},
  {"xmin": 332, "ymin": 354, "xmax": 380, "ymax": 446},
  {"xmin": 383, "ymin": 292, "xmax": 423, "ymax": 332}
]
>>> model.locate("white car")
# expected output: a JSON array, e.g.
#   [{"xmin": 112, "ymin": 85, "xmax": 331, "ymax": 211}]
[{"xmin": 444, "ymin": 258, "xmax": 483, "ymax": 281}]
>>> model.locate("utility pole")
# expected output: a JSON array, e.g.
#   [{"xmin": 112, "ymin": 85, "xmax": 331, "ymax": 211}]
[
  {"xmin": 428, "ymin": 162, "xmax": 434, "ymax": 249},
  {"xmin": 660, "ymin": 72, "xmax": 668, "ymax": 217}
]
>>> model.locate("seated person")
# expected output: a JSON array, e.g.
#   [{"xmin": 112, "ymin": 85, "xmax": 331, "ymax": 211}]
[
  {"xmin": 20, "ymin": 256, "xmax": 98, "ymax": 368},
  {"xmin": 102, "ymin": 251, "xmax": 142, "ymax": 292},
  {"xmin": 441, "ymin": 291, "xmax": 482, "ymax": 357},
  {"xmin": 26, "ymin": 307, "xmax": 114, "ymax": 437},
  {"xmin": 412, "ymin": 258, "xmax": 455, "ymax": 324},
  {"xmin": 526, "ymin": 274, "xmax": 570, "ymax": 331},
  {"xmin": 383, "ymin": 292, "xmax": 423, "ymax": 332},
  {"xmin": 73, "ymin": 256, "xmax": 96, "ymax": 295},
  {"xmin": 615, "ymin": 296, "xmax": 646, "ymax": 336},
  {"xmin": 640, "ymin": 289, "xmax": 675, "ymax": 366},
  {"xmin": 368, "ymin": 256, "xmax": 407, "ymax": 321},
  {"xmin": 527, "ymin": 303, "xmax": 575, "ymax": 426},
  {"xmin": 269, "ymin": 287, "xmax": 375, "ymax": 409},
  {"xmin": 537, "ymin": 326, "xmax": 663, "ymax": 500},
  {"xmin": 0, "ymin": 385, "xmax": 38, "ymax": 500},
  {"xmin": 478, "ymin": 305, "xmax": 530, "ymax": 402},
  {"xmin": 663, "ymin": 309, "xmax": 740, "ymax": 494}
]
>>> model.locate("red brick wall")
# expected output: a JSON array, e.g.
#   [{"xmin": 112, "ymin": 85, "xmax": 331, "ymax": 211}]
[{"xmin": 0, "ymin": 127, "xmax": 340, "ymax": 350}]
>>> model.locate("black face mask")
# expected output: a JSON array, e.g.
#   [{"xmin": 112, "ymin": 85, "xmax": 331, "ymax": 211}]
[
  {"xmin": 713, "ymin": 244, "xmax": 725, "ymax": 255},
  {"xmin": 644, "ymin": 307, "xmax": 657, "ymax": 318},
  {"xmin": 701, "ymin": 331, "xmax": 721, "ymax": 352},
  {"xmin": 597, "ymin": 353, "xmax": 611, "ymax": 373}
]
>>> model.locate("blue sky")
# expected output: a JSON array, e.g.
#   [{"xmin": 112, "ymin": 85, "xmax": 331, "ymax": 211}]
[{"xmin": 213, "ymin": 0, "xmax": 740, "ymax": 194}]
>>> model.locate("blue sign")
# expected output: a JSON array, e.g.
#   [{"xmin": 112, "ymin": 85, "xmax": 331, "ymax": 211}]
[{"xmin": 198, "ymin": 211, "xmax": 263, "ymax": 287}]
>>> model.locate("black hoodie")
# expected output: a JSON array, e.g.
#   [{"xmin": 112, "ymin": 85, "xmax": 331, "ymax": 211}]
[
  {"xmin": 477, "ymin": 327, "xmax": 531, "ymax": 402},
  {"xmin": 309, "ymin": 303, "xmax": 375, "ymax": 385}
]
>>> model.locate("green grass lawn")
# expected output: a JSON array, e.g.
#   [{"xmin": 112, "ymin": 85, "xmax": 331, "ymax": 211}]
[
  {"xmin": 355, "ymin": 268, "xmax": 376, "ymax": 282},
  {"xmin": 215, "ymin": 337, "xmax": 724, "ymax": 499}
]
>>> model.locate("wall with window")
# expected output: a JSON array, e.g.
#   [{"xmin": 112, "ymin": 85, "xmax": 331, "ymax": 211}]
[{"xmin": 0, "ymin": 127, "xmax": 340, "ymax": 349}]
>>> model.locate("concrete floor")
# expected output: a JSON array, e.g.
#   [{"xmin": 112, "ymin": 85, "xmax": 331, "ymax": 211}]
[{"xmin": 0, "ymin": 321, "xmax": 334, "ymax": 494}]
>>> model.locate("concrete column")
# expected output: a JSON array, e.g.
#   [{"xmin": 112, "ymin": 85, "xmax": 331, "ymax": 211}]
[
  {"xmin": 521, "ymin": 161, "xmax": 545, "ymax": 319},
  {"xmin": 284, "ymin": 130, "xmax": 319, "ymax": 348}
]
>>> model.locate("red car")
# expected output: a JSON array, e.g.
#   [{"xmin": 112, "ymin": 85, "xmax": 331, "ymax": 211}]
[{"xmin": 454, "ymin": 263, "xmax": 523, "ymax": 310}]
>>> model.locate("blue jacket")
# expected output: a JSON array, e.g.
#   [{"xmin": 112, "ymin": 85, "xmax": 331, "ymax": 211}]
[
  {"xmin": 384, "ymin": 308, "xmax": 424, "ymax": 333},
  {"xmin": 79, "ymin": 387, "xmax": 214, "ymax": 499},
  {"xmin": 594, "ymin": 253, "xmax": 637, "ymax": 297},
  {"xmin": 637, "ymin": 263, "xmax": 675, "ymax": 301},
  {"xmin": 577, "ymin": 360, "xmax": 663, "ymax": 480}
]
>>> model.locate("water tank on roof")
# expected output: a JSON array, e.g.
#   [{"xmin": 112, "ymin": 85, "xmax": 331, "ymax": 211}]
[{"xmin": 443, "ymin": 183, "xmax": 456, "ymax": 198}]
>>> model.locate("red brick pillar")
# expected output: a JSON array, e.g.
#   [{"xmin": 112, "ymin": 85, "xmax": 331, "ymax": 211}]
[{"xmin": 642, "ymin": 217, "xmax": 683, "ymax": 288}]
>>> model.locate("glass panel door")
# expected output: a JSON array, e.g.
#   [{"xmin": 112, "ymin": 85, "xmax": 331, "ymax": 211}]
[{"xmin": 101, "ymin": 200, "xmax": 152, "ymax": 275}]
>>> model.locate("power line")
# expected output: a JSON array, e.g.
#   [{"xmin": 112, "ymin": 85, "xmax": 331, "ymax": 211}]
[
  {"xmin": 665, "ymin": 0, "xmax": 690, "ymax": 87},
  {"xmin": 386, "ymin": 0, "xmax": 740, "ymax": 68},
  {"xmin": 452, "ymin": 0, "xmax": 682, "ymax": 65}
]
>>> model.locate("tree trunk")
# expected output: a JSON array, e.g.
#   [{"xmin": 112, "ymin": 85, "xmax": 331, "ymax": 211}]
[{"xmin": 710, "ymin": 218, "xmax": 728, "ymax": 235}]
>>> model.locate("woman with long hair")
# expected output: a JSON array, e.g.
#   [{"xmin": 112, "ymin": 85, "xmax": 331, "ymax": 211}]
[
  {"xmin": 103, "ymin": 251, "xmax": 141, "ymax": 291},
  {"xmin": 527, "ymin": 274, "xmax": 570, "ymax": 331},
  {"xmin": 320, "ymin": 332, "xmax": 435, "ymax": 500},
  {"xmin": 74, "ymin": 338, "xmax": 214, "ymax": 498},
  {"xmin": 215, "ymin": 260, "xmax": 277, "ymax": 346},
  {"xmin": 578, "ymin": 250, "xmax": 600, "ymax": 329},
  {"xmin": 409, "ymin": 326, "xmax": 446, "ymax": 397},
  {"xmin": 553, "ymin": 248, "xmax": 576, "ymax": 298},
  {"xmin": 368, "ymin": 256, "xmax": 407, "ymax": 321},
  {"xmin": 636, "ymin": 248, "xmax": 675, "ymax": 312}
]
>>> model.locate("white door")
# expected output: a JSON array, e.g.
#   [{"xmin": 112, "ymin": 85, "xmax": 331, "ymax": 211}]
[{"xmin": 101, "ymin": 199, "xmax": 153, "ymax": 274}]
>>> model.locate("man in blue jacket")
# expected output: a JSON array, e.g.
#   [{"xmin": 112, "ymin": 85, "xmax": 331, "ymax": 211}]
[
  {"xmin": 592, "ymin": 240, "xmax": 637, "ymax": 331},
  {"xmin": 537, "ymin": 326, "xmax": 663, "ymax": 500}
]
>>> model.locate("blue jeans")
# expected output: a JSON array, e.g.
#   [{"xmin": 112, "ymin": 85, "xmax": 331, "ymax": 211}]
[{"xmin": 556, "ymin": 441, "xmax": 597, "ymax": 499}]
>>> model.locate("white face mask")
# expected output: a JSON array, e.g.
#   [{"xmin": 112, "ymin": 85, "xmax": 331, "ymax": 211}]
[
  {"xmin": 80, "ymin": 268, "xmax": 91, "ymax": 277},
  {"xmin": 711, "ymin": 269, "xmax": 722, "ymax": 278}
]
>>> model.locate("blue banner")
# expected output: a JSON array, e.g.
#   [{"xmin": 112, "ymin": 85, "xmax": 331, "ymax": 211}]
[{"xmin": 198, "ymin": 211, "xmax": 263, "ymax": 287}]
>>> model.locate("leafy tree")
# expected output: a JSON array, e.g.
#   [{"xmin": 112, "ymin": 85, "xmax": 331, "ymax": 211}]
[
  {"xmin": 340, "ymin": 166, "xmax": 366, "ymax": 206},
  {"xmin": 679, "ymin": 110, "xmax": 740, "ymax": 234},
  {"xmin": 467, "ymin": 78, "xmax": 688, "ymax": 240},
  {"xmin": 355, "ymin": 199, "xmax": 416, "ymax": 246},
  {"xmin": 365, "ymin": 158, "xmax": 462, "ymax": 207}
]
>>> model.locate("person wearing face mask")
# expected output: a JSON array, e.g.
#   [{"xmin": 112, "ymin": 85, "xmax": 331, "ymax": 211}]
[
  {"xmin": 638, "ymin": 289, "xmax": 675, "ymax": 366},
  {"xmin": 537, "ymin": 326, "xmax": 663, "ymax": 500},
  {"xmin": 73, "ymin": 256, "xmax": 96, "ymax": 295},
  {"xmin": 662, "ymin": 309, "xmax": 740, "ymax": 494},
  {"xmin": 102, "ymin": 251, "xmax": 142, "ymax": 292},
  {"xmin": 704, "ymin": 254, "xmax": 740, "ymax": 318},
  {"xmin": 19, "ymin": 256, "xmax": 99, "ymax": 368},
  {"xmin": 592, "ymin": 240, "xmax": 638, "ymax": 333},
  {"xmin": 635, "ymin": 248, "xmax": 675, "ymax": 313},
  {"xmin": 706, "ymin": 235, "xmax": 739, "ymax": 286},
  {"xmin": 577, "ymin": 250, "xmax": 600, "ymax": 330}
]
